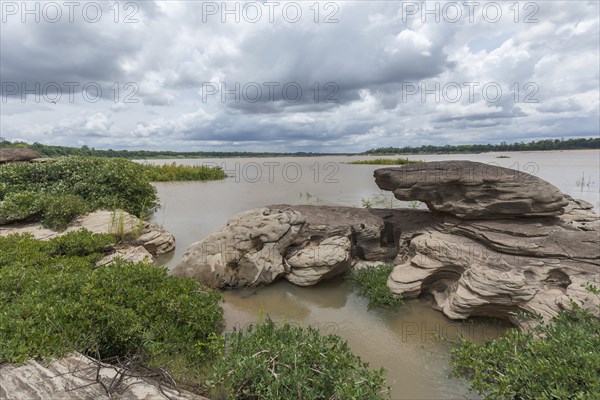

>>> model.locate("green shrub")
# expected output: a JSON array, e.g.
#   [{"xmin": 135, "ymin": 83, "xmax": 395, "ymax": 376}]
[
  {"xmin": 450, "ymin": 308, "xmax": 600, "ymax": 399},
  {"xmin": 0, "ymin": 191, "xmax": 43, "ymax": 222},
  {"xmin": 208, "ymin": 319, "xmax": 389, "ymax": 400},
  {"xmin": 347, "ymin": 264, "xmax": 404, "ymax": 308},
  {"xmin": 47, "ymin": 229, "xmax": 116, "ymax": 257},
  {"xmin": 142, "ymin": 162, "xmax": 226, "ymax": 182},
  {"xmin": 0, "ymin": 231, "xmax": 223, "ymax": 365},
  {"xmin": 39, "ymin": 194, "xmax": 89, "ymax": 230}
]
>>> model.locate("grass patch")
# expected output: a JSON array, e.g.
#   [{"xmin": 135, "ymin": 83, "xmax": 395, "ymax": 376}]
[
  {"xmin": 141, "ymin": 162, "xmax": 226, "ymax": 182},
  {"xmin": 349, "ymin": 158, "xmax": 420, "ymax": 165},
  {"xmin": 207, "ymin": 318, "xmax": 389, "ymax": 399},
  {"xmin": 347, "ymin": 264, "xmax": 403, "ymax": 308}
]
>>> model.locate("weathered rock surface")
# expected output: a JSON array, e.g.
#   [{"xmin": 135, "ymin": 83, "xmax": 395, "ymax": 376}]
[
  {"xmin": 176, "ymin": 200, "xmax": 599, "ymax": 327},
  {"xmin": 387, "ymin": 198, "xmax": 600, "ymax": 327},
  {"xmin": 0, "ymin": 210, "xmax": 175, "ymax": 263},
  {"xmin": 0, "ymin": 353, "xmax": 206, "ymax": 400},
  {"xmin": 173, "ymin": 207, "xmax": 303, "ymax": 287},
  {"xmin": 172, "ymin": 205, "xmax": 404, "ymax": 288},
  {"xmin": 374, "ymin": 161, "xmax": 569, "ymax": 219},
  {"xmin": 285, "ymin": 236, "xmax": 352, "ymax": 286},
  {"xmin": 0, "ymin": 147, "xmax": 41, "ymax": 163},
  {"xmin": 175, "ymin": 161, "xmax": 598, "ymax": 327}
]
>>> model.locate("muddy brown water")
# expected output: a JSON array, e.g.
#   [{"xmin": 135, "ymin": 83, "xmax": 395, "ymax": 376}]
[{"xmin": 148, "ymin": 150, "xmax": 599, "ymax": 399}]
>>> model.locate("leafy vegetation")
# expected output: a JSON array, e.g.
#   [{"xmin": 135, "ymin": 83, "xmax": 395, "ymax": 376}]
[
  {"xmin": 207, "ymin": 319, "xmax": 389, "ymax": 400},
  {"xmin": 0, "ymin": 231, "xmax": 224, "ymax": 366},
  {"xmin": 0, "ymin": 157, "xmax": 159, "ymax": 229},
  {"xmin": 349, "ymin": 158, "xmax": 420, "ymax": 165},
  {"xmin": 451, "ymin": 299, "xmax": 600, "ymax": 399},
  {"xmin": 347, "ymin": 264, "xmax": 403, "ymax": 308},
  {"xmin": 141, "ymin": 162, "xmax": 226, "ymax": 182},
  {"xmin": 0, "ymin": 230, "xmax": 392, "ymax": 398},
  {"xmin": 365, "ymin": 137, "xmax": 600, "ymax": 155}
]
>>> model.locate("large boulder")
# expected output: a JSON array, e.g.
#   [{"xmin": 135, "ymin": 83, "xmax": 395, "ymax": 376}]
[
  {"xmin": 172, "ymin": 205, "xmax": 408, "ymax": 288},
  {"xmin": 172, "ymin": 207, "xmax": 305, "ymax": 288},
  {"xmin": 374, "ymin": 161, "xmax": 569, "ymax": 219},
  {"xmin": 175, "ymin": 199, "xmax": 599, "ymax": 328},
  {"xmin": 0, "ymin": 147, "xmax": 41, "ymax": 163}
]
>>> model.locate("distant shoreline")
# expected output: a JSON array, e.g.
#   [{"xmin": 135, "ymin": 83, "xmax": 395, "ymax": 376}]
[{"xmin": 2, "ymin": 137, "xmax": 598, "ymax": 159}]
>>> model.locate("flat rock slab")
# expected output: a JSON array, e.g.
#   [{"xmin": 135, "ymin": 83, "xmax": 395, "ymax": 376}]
[
  {"xmin": 374, "ymin": 160, "xmax": 569, "ymax": 219},
  {"xmin": 0, "ymin": 353, "xmax": 206, "ymax": 400}
]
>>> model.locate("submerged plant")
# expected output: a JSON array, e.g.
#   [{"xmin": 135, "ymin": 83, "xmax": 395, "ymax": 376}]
[{"xmin": 347, "ymin": 264, "xmax": 404, "ymax": 308}]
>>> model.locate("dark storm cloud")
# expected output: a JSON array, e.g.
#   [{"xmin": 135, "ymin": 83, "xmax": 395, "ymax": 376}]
[{"xmin": 1, "ymin": 1, "xmax": 598, "ymax": 151}]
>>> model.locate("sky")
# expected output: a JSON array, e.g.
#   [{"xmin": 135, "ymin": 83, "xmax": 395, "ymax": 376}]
[{"xmin": 1, "ymin": 0, "xmax": 599, "ymax": 152}]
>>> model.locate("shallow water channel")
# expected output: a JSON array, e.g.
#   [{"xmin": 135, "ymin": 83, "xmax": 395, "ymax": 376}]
[{"xmin": 148, "ymin": 150, "xmax": 599, "ymax": 399}]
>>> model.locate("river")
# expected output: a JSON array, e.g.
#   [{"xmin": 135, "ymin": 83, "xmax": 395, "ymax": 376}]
[{"xmin": 148, "ymin": 150, "xmax": 599, "ymax": 399}]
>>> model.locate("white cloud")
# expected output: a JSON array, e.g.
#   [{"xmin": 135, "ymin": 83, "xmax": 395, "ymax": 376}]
[{"xmin": 1, "ymin": 0, "xmax": 598, "ymax": 152}]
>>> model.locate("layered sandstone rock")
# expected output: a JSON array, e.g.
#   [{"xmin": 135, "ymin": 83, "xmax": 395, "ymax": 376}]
[
  {"xmin": 387, "ymin": 201, "xmax": 600, "ymax": 327},
  {"xmin": 172, "ymin": 205, "xmax": 405, "ymax": 288},
  {"xmin": 374, "ymin": 161, "xmax": 569, "ymax": 219},
  {"xmin": 174, "ymin": 161, "xmax": 599, "ymax": 327}
]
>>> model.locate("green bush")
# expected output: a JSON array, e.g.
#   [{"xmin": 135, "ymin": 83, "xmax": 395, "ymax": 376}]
[
  {"xmin": 39, "ymin": 194, "xmax": 89, "ymax": 230},
  {"xmin": 47, "ymin": 229, "xmax": 116, "ymax": 257},
  {"xmin": 0, "ymin": 191, "xmax": 43, "ymax": 222},
  {"xmin": 450, "ymin": 308, "xmax": 600, "ymax": 399},
  {"xmin": 0, "ymin": 231, "xmax": 223, "ymax": 365},
  {"xmin": 347, "ymin": 264, "xmax": 404, "ymax": 308},
  {"xmin": 208, "ymin": 319, "xmax": 389, "ymax": 400}
]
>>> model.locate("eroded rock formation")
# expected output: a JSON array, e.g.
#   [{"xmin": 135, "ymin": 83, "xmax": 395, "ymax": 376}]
[
  {"xmin": 172, "ymin": 205, "xmax": 401, "ymax": 287},
  {"xmin": 175, "ymin": 161, "xmax": 599, "ymax": 327},
  {"xmin": 374, "ymin": 161, "xmax": 569, "ymax": 219}
]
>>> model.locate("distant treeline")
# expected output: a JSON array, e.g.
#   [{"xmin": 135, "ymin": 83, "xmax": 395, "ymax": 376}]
[
  {"xmin": 364, "ymin": 137, "xmax": 600, "ymax": 155},
  {"xmin": 1, "ymin": 137, "xmax": 598, "ymax": 158},
  {"xmin": 0, "ymin": 141, "xmax": 350, "ymax": 159}
]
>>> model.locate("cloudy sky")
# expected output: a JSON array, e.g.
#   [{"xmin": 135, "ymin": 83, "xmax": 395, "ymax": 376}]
[{"xmin": 1, "ymin": 1, "xmax": 599, "ymax": 152}]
